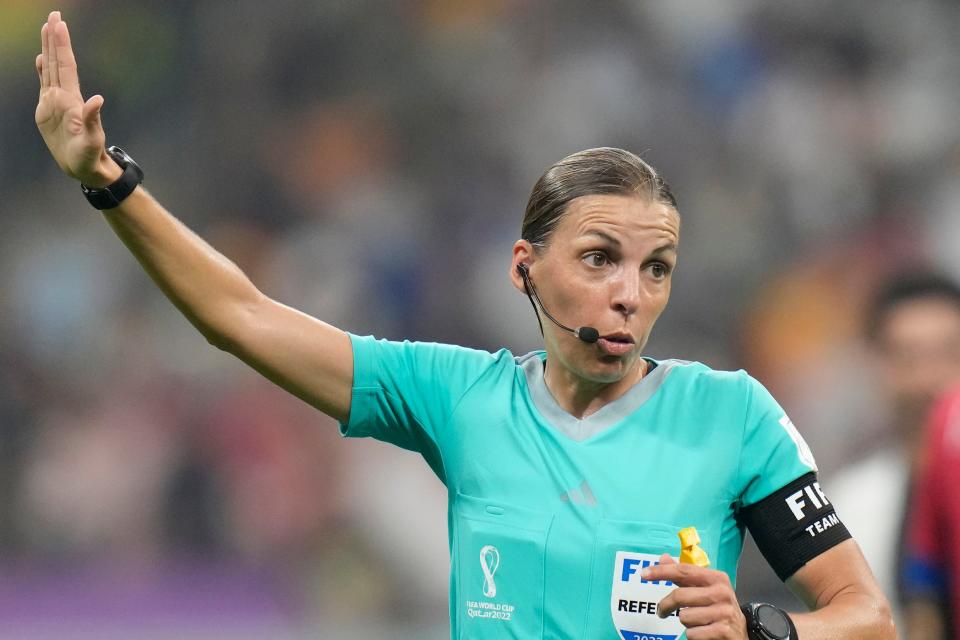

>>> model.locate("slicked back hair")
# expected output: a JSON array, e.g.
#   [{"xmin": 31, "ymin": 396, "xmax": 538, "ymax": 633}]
[{"xmin": 521, "ymin": 147, "xmax": 678, "ymax": 250}]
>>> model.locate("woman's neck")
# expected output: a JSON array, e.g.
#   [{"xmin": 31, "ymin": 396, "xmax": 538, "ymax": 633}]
[{"xmin": 543, "ymin": 357, "xmax": 648, "ymax": 420}]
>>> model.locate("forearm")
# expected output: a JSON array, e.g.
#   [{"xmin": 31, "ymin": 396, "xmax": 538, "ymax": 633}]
[
  {"xmin": 791, "ymin": 590, "xmax": 897, "ymax": 639},
  {"xmin": 100, "ymin": 185, "xmax": 264, "ymax": 348}
]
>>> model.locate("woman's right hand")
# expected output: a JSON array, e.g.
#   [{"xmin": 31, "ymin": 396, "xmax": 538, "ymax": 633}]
[{"xmin": 35, "ymin": 11, "xmax": 121, "ymax": 188}]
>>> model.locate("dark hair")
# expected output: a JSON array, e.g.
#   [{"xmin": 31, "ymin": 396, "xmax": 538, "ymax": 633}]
[
  {"xmin": 866, "ymin": 273, "xmax": 960, "ymax": 342},
  {"xmin": 521, "ymin": 147, "xmax": 678, "ymax": 249}
]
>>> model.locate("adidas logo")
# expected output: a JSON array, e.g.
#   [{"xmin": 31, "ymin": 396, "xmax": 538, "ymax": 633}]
[{"xmin": 560, "ymin": 480, "xmax": 597, "ymax": 506}]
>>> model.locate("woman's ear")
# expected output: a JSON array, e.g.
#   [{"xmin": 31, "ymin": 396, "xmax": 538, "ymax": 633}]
[{"xmin": 510, "ymin": 240, "xmax": 535, "ymax": 293}]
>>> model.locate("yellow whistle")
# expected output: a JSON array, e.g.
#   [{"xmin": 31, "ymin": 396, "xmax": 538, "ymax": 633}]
[{"xmin": 678, "ymin": 526, "xmax": 710, "ymax": 568}]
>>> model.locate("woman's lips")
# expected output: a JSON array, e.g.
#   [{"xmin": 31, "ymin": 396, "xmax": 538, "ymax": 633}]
[{"xmin": 596, "ymin": 338, "xmax": 634, "ymax": 356}]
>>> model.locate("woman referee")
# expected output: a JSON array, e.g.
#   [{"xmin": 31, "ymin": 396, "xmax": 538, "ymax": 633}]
[{"xmin": 35, "ymin": 11, "xmax": 894, "ymax": 640}]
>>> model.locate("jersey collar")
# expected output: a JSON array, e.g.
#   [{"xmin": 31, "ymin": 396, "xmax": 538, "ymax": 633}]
[{"xmin": 517, "ymin": 352, "xmax": 678, "ymax": 442}]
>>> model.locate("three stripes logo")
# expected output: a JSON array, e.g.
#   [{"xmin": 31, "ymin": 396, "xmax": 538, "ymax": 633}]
[{"xmin": 560, "ymin": 479, "xmax": 597, "ymax": 506}]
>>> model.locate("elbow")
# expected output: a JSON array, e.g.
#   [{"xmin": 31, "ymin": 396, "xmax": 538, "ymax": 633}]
[
  {"xmin": 873, "ymin": 595, "xmax": 898, "ymax": 640},
  {"xmin": 199, "ymin": 291, "xmax": 267, "ymax": 353},
  {"xmin": 202, "ymin": 328, "xmax": 235, "ymax": 352}
]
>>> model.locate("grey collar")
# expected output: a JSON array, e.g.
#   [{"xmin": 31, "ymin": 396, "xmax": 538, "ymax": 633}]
[{"xmin": 517, "ymin": 352, "xmax": 678, "ymax": 442}]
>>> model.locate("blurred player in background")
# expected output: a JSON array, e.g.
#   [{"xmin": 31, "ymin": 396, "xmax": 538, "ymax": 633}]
[
  {"xmin": 903, "ymin": 384, "xmax": 960, "ymax": 639},
  {"xmin": 830, "ymin": 273, "xmax": 960, "ymax": 627},
  {"xmin": 35, "ymin": 10, "xmax": 895, "ymax": 640}
]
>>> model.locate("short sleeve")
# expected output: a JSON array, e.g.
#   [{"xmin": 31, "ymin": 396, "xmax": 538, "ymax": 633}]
[
  {"xmin": 737, "ymin": 375, "xmax": 819, "ymax": 507},
  {"xmin": 339, "ymin": 334, "xmax": 501, "ymax": 477}
]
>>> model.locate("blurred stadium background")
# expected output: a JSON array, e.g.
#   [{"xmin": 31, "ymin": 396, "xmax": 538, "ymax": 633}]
[{"xmin": 2, "ymin": 0, "xmax": 960, "ymax": 638}]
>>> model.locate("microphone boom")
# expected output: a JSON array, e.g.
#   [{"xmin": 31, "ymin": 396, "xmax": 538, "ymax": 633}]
[{"xmin": 517, "ymin": 264, "xmax": 600, "ymax": 344}]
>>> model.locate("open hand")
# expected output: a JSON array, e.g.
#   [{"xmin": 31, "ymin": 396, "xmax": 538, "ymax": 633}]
[
  {"xmin": 35, "ymin": 11, "xmax": 120, "ymax": 187},
  {"xmin": 645, "ymin": 554, "xmax": 748, "ymax": 640}
]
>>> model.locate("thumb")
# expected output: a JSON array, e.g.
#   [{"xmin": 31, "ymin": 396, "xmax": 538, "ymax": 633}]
[
  {"xmin": 659, "ymin": 553, "xmax": 677, "ymax": 565},
  {"xmin": 82, "ymin": 94, "xmax": 104, "ymax": 132}
]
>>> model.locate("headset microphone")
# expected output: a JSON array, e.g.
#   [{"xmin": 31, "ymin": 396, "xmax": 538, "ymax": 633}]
[{"xmin": 517, "ymin": 264, "xmax": 600, "ymax": 344}]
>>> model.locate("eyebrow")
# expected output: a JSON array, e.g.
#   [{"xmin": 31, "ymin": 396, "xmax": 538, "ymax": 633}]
[
  {"xmin": 582, "ymin": 231, "xmax": 678, "ymax": 257},
  {"xmin": 649, "ymin": 243, "xmax": 678, "ymax": 257},
  {"xmin": 582, "ymin": 230, "xmax": 621, "ymax": 246}
]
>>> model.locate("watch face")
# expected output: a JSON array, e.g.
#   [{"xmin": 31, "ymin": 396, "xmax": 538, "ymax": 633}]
[
  {"xmin": 756, "ymin": 604, "xmax": 790, "ymax": 639},
  {"xmin": 106, "ymin": 146, "xmax": 144, "ymax": 182}
]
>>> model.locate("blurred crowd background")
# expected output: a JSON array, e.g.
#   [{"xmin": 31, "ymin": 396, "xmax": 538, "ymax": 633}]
[{"xmin": 2, "ymin": 0, "xmax": 960, "ymax": 638}]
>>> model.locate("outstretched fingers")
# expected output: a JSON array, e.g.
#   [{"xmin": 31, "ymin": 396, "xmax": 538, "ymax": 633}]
[
  {"xmin": 54, "ymin": 20, "xmax": 81, "ymax": 95},
  {"xmin": 40, "ymin": 23, "xmax": 50, "ymax": 88},
  {"xmin": 46, "ymin": 13, "xmax": 60, "ymax": 87}
]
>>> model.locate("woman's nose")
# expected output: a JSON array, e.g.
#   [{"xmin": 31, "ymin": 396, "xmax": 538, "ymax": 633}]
[{"xmin": 610, "ymin": 269, "xmax": 642, "ymax": 316}]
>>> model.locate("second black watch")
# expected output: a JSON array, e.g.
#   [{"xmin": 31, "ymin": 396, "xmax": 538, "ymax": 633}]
[
  {"xmin": 741, "ymin": 602, "xmax": 798, "ymax": 640},
  {"xmin": 81, "ymin": 145, "xmax": 144, "ymax": 210}
]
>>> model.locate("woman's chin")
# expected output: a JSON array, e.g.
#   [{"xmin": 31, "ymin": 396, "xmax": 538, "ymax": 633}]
[{"xmin": 580, "ymin": 354, "xmax": 640, "ymax": 384}]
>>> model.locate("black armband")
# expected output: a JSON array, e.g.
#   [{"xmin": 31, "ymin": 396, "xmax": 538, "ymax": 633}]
[{"xmin": 737, "ymin": 472, "xmax": 851, "ymax": 581}]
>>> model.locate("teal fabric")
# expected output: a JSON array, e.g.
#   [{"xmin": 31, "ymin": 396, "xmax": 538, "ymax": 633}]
[{"xmin": 339, "ymin": 334, "xmax": 816, "ymax": 640}]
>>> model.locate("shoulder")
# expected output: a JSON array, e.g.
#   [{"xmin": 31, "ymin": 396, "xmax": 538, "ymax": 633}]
[
  {"xmin": 348, "ymin": 333, "xmax": 516, "ymax": 387},
  {"xmin": 654, "ymin": 358, "xmax": 762, "ymax": 398},
  {"xmin": 661, "ymin": 360, "xmax": 817, "ymax": 465},
  {"xmin": 350, "ymin": 333, "xmax": 510, "ymax": 363},
  {"xmin": 639, "ymin": 359, "xmax": 776, "ymax": 430}
]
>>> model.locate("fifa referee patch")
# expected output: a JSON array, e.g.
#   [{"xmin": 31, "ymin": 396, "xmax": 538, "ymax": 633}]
[
  {"xmin": 737, "ymin": 472, "xmax": 851, "ymax": 581},
  {"xmin": 610, "ymin": 552, "xmax": 684, "ymax": 640}
]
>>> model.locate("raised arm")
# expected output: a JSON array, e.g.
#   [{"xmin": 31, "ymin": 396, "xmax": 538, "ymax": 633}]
[{"xmin": 35, "ymin": 11, "xmax": 353, "ymax": 422}]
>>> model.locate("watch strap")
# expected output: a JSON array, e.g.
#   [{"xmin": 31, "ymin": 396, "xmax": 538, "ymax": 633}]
[{"xmin": 81, "ymin": 146, "xmax": 143, "ymax": 210}]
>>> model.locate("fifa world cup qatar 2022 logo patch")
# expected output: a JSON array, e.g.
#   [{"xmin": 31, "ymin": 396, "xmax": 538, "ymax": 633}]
[
  {"xmin": 465, "ymin": 544, "xmax": 516, "ymax": 622},
  {"xmin": 611, "ymin": 551, "xmax": 685, "ymax": 640},
  {"xmin": 481, "ymin": 545, "xmax": 499, "ymax": 597}
]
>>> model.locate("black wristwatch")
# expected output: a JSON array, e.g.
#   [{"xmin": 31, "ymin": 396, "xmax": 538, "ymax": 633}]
[
  {"xmin": 81, "ymin": 146, "xmax": 144, "ymax": 210},
  {"xmin": 741, "ymin": 602, "xmax": 798, "ymax": 640}
]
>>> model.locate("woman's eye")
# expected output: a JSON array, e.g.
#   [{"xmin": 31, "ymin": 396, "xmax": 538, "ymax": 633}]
[
  {"xmin": 649, "ymin": 262, "xmax": 670, "ymax": 278},
  {"xmin": 585, "ymin": 252, "xmax": 608, "ymax": 267}
]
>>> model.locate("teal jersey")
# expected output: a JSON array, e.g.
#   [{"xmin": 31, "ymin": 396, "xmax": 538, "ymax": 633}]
[{"xmin": 340, "ymin": 335, "xmax": 817, "ymax": 640}]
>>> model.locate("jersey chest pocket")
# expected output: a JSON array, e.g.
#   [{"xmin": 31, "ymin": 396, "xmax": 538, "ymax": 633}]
[
  {"xmin": 454, "ymin": 492, "xmax": 555, "ymax": 640},
  {"xmin": 581, "ymin": 520, "xmax": 718, "ymax": 640}
]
